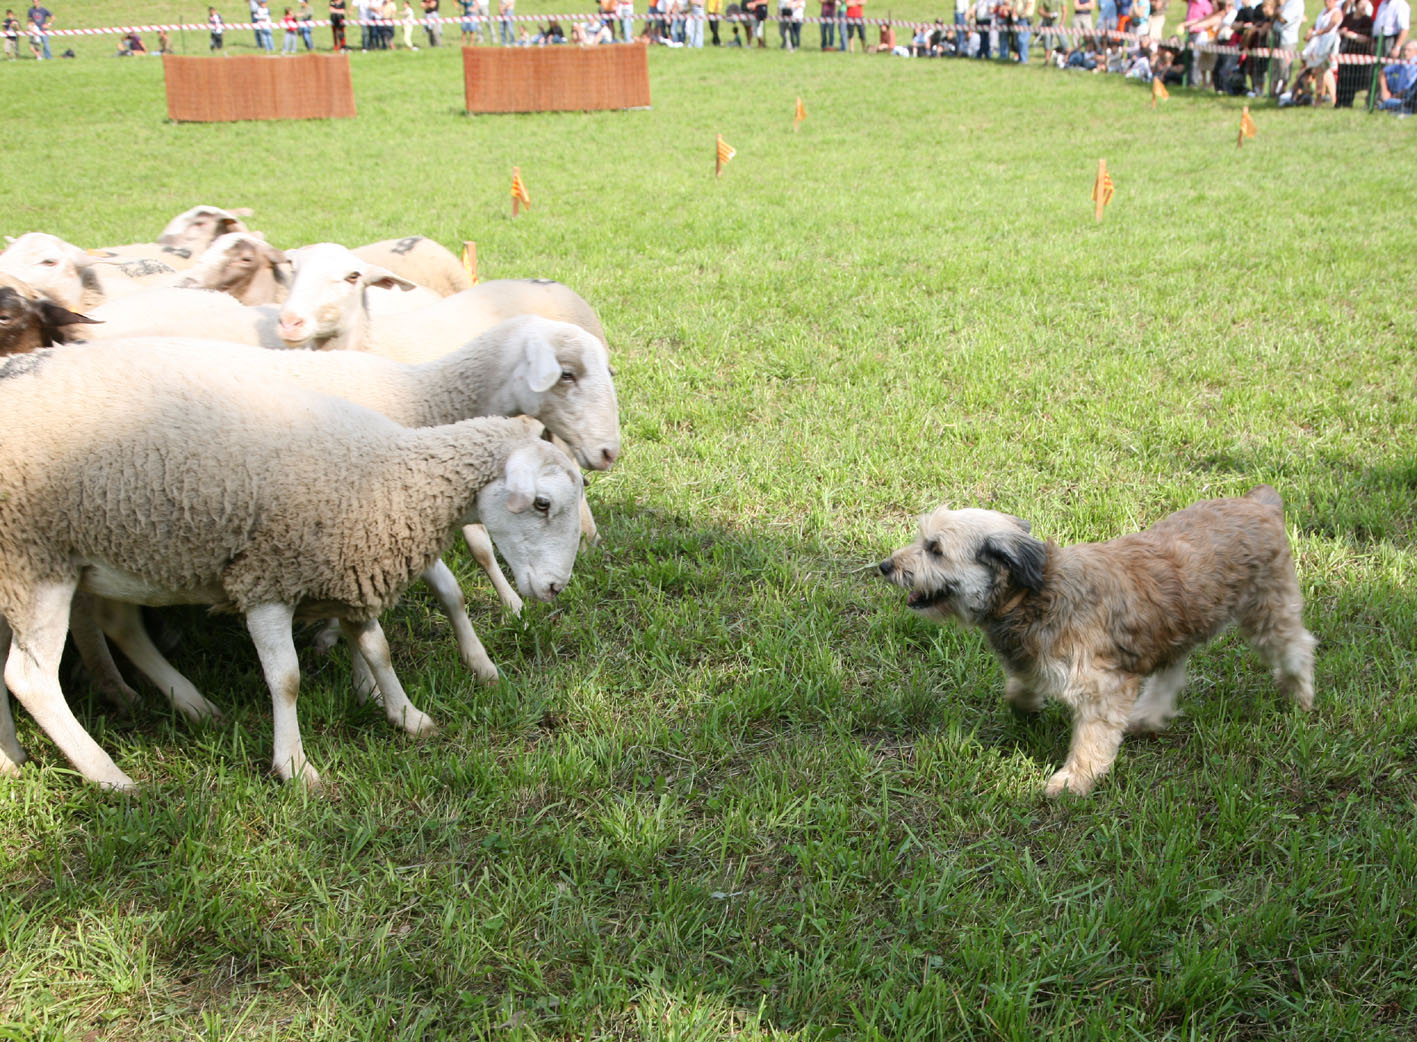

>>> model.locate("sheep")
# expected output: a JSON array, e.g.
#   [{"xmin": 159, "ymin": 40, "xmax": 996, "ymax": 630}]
[
  {"xmin": 77, "ymin": 316, "xmax": 619, "ymax": 711},
  {"xmin": 353, "ymin": 235, "xmax": 472, "ymax": 297},
  {"xmin": 93, "ymin": 205, "xmax": 255, "ymax": 269},
  {"xmin": 0, "ymin": 233, "xmax": 179, "ymax": 311},
  {"xmin": 0, "ymin": 275, "xmax": 96, "ymax": 355},
  {"xmin": 0, "ymin": 341, "xmax": 584, "ymax": 791},
  {"xmin": 80, "ymin": 287, "xmax": 289, "ymax": 348},
  {"xmin": 272, "ymin": 244, "xmax": 607, "ymax": 360},
  {"xmin": 173, "ymin": 232, "xmax": 291, "ymax": 305}
]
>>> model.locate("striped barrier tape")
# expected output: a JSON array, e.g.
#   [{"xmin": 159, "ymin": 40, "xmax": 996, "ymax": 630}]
[{"xmin": 33, "ymin": 15, "xmax": 1408, "ymax": 65}]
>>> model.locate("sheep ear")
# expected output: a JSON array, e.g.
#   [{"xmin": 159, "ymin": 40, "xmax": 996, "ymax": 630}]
[
  {"xmin": 365, "ymin": 268, "xmax": 417, "ymax": 292},
  {"xmin": 978, "ymin": 532, "xmax": 1047, "ymax": 593},
  {"xmin": 39, "ymin": 301, "xmax": 98, "ymax": 345},
  {"xmin": 523, "ymin": 331, "xmax": 560, "ymax": 393},
  {"xmin": 502, "ymin": 449, "xmax": 538, "ymax": 514}
]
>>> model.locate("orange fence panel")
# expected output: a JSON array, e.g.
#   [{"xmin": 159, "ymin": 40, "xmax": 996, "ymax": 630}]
[
  {"xmin": 462, "ymin": 43, "xmax": 651, "ymax": 114},
  {"xmin": 163, "ymin": 54, "xmax": 356, "ymax": 122}
]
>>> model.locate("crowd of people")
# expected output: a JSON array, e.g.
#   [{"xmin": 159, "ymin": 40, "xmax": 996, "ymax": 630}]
[{"xmin": 9, "ymin": 0, "xmax": 1413, "ymax": 111}]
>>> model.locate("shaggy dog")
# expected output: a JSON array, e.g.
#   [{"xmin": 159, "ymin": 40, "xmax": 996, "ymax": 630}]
[{"xmin": 878, "ymin": 486, "xmax": 1315, "ymax": 796}]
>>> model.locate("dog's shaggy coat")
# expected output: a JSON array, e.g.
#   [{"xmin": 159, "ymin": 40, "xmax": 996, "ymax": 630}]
[{"xmin": 879, "ymin": 486, "xmax": 1315, "ymax": 796}]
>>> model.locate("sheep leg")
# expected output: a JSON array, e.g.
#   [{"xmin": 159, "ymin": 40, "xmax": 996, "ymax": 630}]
[
  {"xmin": 311, "ymin": 618, "xmax": 342, "ymax": 656},
  {"xmin": 68, "ymin": 593, "xmax": 141, "ymax": 709},
  {"xmin": 421, "ymin": 559, "xmax": 499, "ymax": 682},
  {"xmin": 0, "ymin": 616, "xmax": 27, "ymax": 776},
  {"xmin": 4, "ymin": 579, "xmax": 136, "ymax": 791},
  {"xmin": 338, "ymin": 618, "xmax": 437, "ymax": 738},
  {"xmin": 461, "ymin": 523, "xmax": 524, "ymax": 616},
  {"xmin": 245, "ymin": 602, "xmax": 320, "ymax": 792},
  {"xmin": 349, "ymin": 642, "xmax": 381, "ymax": 705},
  {"xmin": 91, "ymin": 599, "xmax": 223, "ymax": 722}
]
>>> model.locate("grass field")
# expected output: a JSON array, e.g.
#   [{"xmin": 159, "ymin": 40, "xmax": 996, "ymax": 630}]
[{"xmin": 1, "ymin": 34, "xmax": 1416, "ymax": 1042}]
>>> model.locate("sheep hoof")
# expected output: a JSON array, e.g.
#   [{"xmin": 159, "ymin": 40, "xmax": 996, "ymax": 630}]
[
  {"xmin": 401, "ymin": 710, "xmax": 438, "ymax": 738},
  {"xmin": 98, "ymin": 772, "xmax": 139, "ymax": 793},
  {"xmin": 501, "ymin": 594, "xmax": 525, "ymax": 617},
  {"xmin": 466, "ymin": 658, "xmax": 500, "ymax": 683}
]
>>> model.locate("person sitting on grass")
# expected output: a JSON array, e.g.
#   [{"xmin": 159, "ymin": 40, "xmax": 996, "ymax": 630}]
[
  {"xmin": 1376, "ymin": 38, "xmax": 1417, "ymax": 109},
  {"xmin": 116, "ymin": 30, "xmax": 147, "ymax": 55}
]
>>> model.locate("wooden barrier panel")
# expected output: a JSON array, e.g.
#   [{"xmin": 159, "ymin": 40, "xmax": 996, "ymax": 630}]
[
  {"xmin": 163, "ymin": 54, "xmax": 356, "ymax": 122},
  {"xmin": 462, "ymin": 44, "xmax": 651, "ymax": 114}
]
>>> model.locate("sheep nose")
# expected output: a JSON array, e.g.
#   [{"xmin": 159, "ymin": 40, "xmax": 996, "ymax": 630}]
[
  {"xmin": 547, "ymin": 581, "xmax": 564, "ymax": 597},
  {"xmin": 599, "ymin": 446, "xmax": 619, "ymax": 469},
  {"xmin": 878, "ymin": 559, "xmax": 894, "ymax": 577}
]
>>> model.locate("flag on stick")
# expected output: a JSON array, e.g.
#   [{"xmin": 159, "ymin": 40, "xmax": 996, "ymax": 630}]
[
  {"xmin": 1151, "ymin": 77, "xmax": 1169, "ymax": 107},
  {"xmin": 1091, "ymin": 158, "xmax": 1114, "ymax": 222},
  {"xmin": 1237, "ymin": 105, "xmax": 1257, "ymax": 147},
  {"xmin": 794, "ymin": 95, "xmax": 807, "ymax": 131},
  {"xmin": 716, "ymin": 134, "xmax": 736, "ymax": 177},
  {"xmin": 461, "ymin": 240, "xmax": 478, "ymax": 285},
  {"xmin": 511, "ymin": 167, "xmax": 531, "ymax": 215}
]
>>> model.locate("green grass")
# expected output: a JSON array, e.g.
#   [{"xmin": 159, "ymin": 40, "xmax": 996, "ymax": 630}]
[{"xmin": 1, "ymin": 37, "xmax": 1416, "ymax": 1042}]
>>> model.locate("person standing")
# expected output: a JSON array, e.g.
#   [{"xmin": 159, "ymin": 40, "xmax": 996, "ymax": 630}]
[
  {"xmin": 974, "ymin": 0, "xmax": 993, "ymax": 54},
  {"xmin": 705, "ymin": 0, "xmax": 720, "ymax": 42},
  {"xmin": 281, "ymin": 5, "xmax": 299, "ymax": 50},
  {"xmin": 254, "ymin": 0, "xmax": 276, "ymax": 50},
  {"xmin": 497, "ymin": 0, "xmax": 513, "ymax": 43},
  {"xmin": 329, "ymin": 0, "xmax": 348, "ymax": 47},
  {"xmin": 299, "ymin": 0, "xmax": 315, "ymax": 46},
  {"xmin": 1271, "ymin": 0, "xmax": 1303, "ymax": 91},
  {"xmin": 207, "ymin": 5, "xmax": 225, "ymax": 49},
  {"xmin": 3, "ymin": 8, "xmax": 18, "ymax": 58},
  {"xmin": 819, "ymin": 0, "xmax": 836, "ymax": 47},
  {"xmin": 423, "ymin": 0, "xmax": 442, "ymax": 44},
  {"xmin": 687, "ymin": 0, "xmax": 705, "ymax": 44},
  {"xmin": 844, "ymin": 0, "xmax": 865, "ymax": 49},
  {"xmin": 1071, "ymin": 0, "xmax": 1094, "ymax": 40},
  {"xmin": 1016, "ymin": 0, "xmax": 1034, "ymax": 58},
  {"xmin": 1375, "ymin": 0, "xmax": 1409, "ymax": 53},
  {"xmin": 24, "ymin": 0, "xmax": 50, "ymax": 59},
  {"xmin": 789, "ymin": 0, "xmax": 804, "ymax": 46}
]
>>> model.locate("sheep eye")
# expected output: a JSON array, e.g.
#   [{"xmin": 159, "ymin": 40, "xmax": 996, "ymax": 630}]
[
  {"xmin": 559, "ymin": 368, "xmax": 576, "ymax": 384},
  {"xmin": 533, "ymin": 496, "xmax": 551, "ymax": 515},
  {"xmin": 344, "ymin": 272, "xmax": 361, "ymax": 284}
]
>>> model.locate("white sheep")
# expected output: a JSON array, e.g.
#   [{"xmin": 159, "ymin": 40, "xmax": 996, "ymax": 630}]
[
  {"xmin": 0, "ymin": 275, "xmax": 96, "ymax": 355},
  {"xmin": 76, "ymin": 316, "xmax": 619, "ymax": 712},
  {"xmin": 94, "ymin": 205, "xmax": 255, "ymax": 268},
  {"xmin": 173, "ymin": 232, "xmax": 291, "ymax": 305},
  {"xmin": 0, "ymin": 233, "xmax": 178, "ymax": 311},
  {"xmin": 0, "ymin": 341, "xmax": 584, "ymax": 791},
  {"xmin": 352, "ymin": 236, "xmax": 472, "ymax": 297},
  {"xmin": 80, "ymin": 287, "xmax": 288, "ymax": 347}
]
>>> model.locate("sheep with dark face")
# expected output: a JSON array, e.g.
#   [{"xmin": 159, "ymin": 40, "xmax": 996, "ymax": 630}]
[
  {"xmin": 0, "ymin": 276, "xmax": 95, "ymax": 356},
  {"xmin": 174, "ymin": 232, "xmax": 291, "ymax": 305}
]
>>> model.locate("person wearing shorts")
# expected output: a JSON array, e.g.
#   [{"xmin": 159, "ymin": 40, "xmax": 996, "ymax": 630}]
[{"xmin": 844, "ymin": 0, "xmax": 866, "ymax": 49}]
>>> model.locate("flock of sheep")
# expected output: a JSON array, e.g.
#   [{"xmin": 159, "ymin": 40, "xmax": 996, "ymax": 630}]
[{"xmin": 0, "ymin": 206, "xmax": 622, "ymax": 792}]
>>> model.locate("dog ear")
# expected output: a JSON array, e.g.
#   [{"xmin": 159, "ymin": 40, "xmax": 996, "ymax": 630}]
[{"xmin": 978, "ymin": 532, "xmax": 1047, "ymax": 593}]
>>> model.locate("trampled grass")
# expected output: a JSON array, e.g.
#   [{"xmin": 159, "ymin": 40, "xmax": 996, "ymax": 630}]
[{"xmin": 1, "ymin": 37, "xmax": 1415, "ymax": 1042}]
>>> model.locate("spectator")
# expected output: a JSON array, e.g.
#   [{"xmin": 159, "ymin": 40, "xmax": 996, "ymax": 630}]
[
  {"xmin": 777, "ymin": 0, "xmax": 791, "ymax": 44},
  {"xmin": 1072, "ymin": 0, "xmax": 1095, "ymax": 35},
  {"xmin": 1117, "ymin": 0, "xmax": 1132, "ymax": 30},
  {"xmin": 24, "ymin": 0, "xmax": 49, "ymax": 59},
  {"xmin": 974, "ymin": 0, "xmax": 993, "ymax": 55},
  {"xmin": 844, "ymin": 0, "xmax": 865, "ymax": 49},
  {"xmin": 705, "ymin": 0, "xmax": 720, "ymax": 42},
  {"xmin": 254, "ymin": 0, "xmax": 275, "ymax": 50},
  {"xmin": 667, "ymin": 0, "xmax": 684, "ymax": 42},
  {"xmin": 1299, "ymin": 0, "xmax": 1343, "ymax": 101},
  {"xmin": 1038, "ymin": 0, "xmax": 1061, "ymax": 53},
  {"xmin": 748, "ymin": 0, "xmax": 767, "ymax": 46},
  {"xmin": 281, "ymin": 6, "xmax": 299, "ymax": 51},
  {"xmin": 497, "ymin": 0, "xmax": 513, "ymax": 42},
  {"xmin": 1180, "ymin": 0, "xmax": 1214, "ymax": 85},
  {"xmin": 207, "ymin": 5, "xmax": 225, "ymax": 50},
  {"xmin": 356, "ymin": 0, "xmax": 372, "ymax": 47},
  {"xmin": 2, "ymin": 7, "xmax": 18, "ymax": 58},
  {"xmin": 116, "ymin": 30, "xmax": 146, "ymax": 54},
  {"xmin": 997, "ymin": 0, "xmax": 1016, "ymax": 56},
  {"xmin": 927, "ymin": 16, "xmax": 948, "ymax": 52},
  {"xmin": 424, "ymin": 0, "xmax": 442, "ymax": 44},
  {"xmin": 866, "ymin": 18, "xmax": 894, "ymax": 48},
  {"xmin": 329, "ymin": 0, "xmax": 348, "ymax": 48},
  {"xmin": 1271, "ymin": 0, "xmax": 1304, "ymax": 92},
  {"xmin": 1016, "ymin": 0, "xmax": 1035, "ymax": 60},
  {"xmin": 298, "ymin": 0, "xmax": 316, "ymax": 46},
  {"xmin": 819, "ymin": 0, "xmax": 836, "ymax": 45},
  {"xmin": 1373, "ymin": 33, "xmax": 1417, "ymax": 102},
  {"xmin": 1148, "ymin": 0, "xmax": 1167, "ymax": 33},
  {"xmin": 1374, "ymin": 0, "xmax": 1408, "ymax": 52},
  {"xmin": 573, "ymin": 15, "xmax": 613, "ymax": 40},
  {"xmin": 1098, "ymin": 0, "xmax": 1118, "ymax": 33},
  {"xmin": 1336, "ymin": 0, "xmax": 1374, "ymax": 105},
  {"xmin": 620, "ymin": 0, "xmax": 638, "ymax": 40}
]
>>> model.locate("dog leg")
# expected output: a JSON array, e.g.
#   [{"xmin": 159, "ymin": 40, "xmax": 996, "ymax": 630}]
[
  {"xmin": 1004, "ymin": 673, "xmax": 1046, "ymax": 714},
  {"xmin": 1128, "ymin": 659, "xmax": 1187, "ymax": 734},
  {"xmin": 1046, "ymin": 676, "xmax": 1137, "ymax": 797},
  {"xmin": 1240, "ymin": 588, "xmax": 1316, "ymax": 711}
]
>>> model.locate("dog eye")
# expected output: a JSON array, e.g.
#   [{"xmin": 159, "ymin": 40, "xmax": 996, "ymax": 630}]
[{"xmin": 925, "ymin": 540, "xmax": 942, "ymax": 557}]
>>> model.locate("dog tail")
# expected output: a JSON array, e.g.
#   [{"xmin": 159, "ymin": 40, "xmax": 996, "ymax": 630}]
[{"xmin": 1246, "ymin": 484, "xmax": 1283, "ymax": 511}]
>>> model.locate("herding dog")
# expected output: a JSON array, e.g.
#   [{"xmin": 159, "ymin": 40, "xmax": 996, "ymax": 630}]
[{"xmin": 877, "ymin": 486, "xmax": 1316, "ymax": 796}]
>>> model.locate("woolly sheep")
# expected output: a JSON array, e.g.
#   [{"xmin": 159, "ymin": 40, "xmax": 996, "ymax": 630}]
[
  {"xmin": 173, "ymin": 232, "xmax": 291, "ymax": 305},
  {"xmin": 0, "ymin": 342, "xmax": 584, "ymax": 791},
  {"xmin": 0, "ymin": 232, "xmax": 178, "ymax": 311},
  {"xmin": 81, "ymin": 287, "xmax": 289, "ymax": 347},
  {"xmin": 0, "ymin": 275, "xmax": 95, "ymax": 355},
  {"xmin": 78, "ymin": 316, "xmax": 619, "ymax": 711},
  {"xmin": 352, "ymin": 235, "xmax": 472, "ymax": 297},
  {"xmin": 93, "ymin": 205, "xmax": 255, "ymax": 268}
]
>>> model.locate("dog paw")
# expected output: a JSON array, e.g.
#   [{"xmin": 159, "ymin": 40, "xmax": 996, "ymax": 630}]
[{"xmin": 1044, "ymin": 768, "xmax": 1093, "ymax": 797}]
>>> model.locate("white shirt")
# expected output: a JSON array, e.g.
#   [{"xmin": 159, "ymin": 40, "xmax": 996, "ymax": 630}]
[
  {"xmin": 1377, "ymin": 0, "xmax": 1410, "ymax": 36},
  {"xmin": 1276, "ymin": 0, "xmax": 1304, "ymax": 45}
]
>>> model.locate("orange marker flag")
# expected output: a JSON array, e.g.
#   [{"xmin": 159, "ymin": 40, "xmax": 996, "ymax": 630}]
[
  {"xmin": 1091, "ymin": 158, "xmax": 1114, "ymax": 222},
  {"xmin": 1151, "ymin": 76, "xmax": 1169, "ymax": 107},
  {"xmin": 715, "ymin": 134, "xmax": 736, "ymax": 178},
  {"xmin": 1237, "ymin": 105, "xmax": 1257, "ymax": 147},
  {"xmin": 511, "ymin": 167, "xmax": 531, "ymax": 215},
  {"xmin": 793, "ymin": 95, "xmax": 806, "ymax": 131},
  {"xmin": 461, "ymin": 240, "xmax": 478, "ymax": 285}
]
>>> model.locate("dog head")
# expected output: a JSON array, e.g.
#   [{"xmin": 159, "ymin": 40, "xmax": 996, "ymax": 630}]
[{"xmin": 877, "ymin": 507, "xmax": 1047, "ymax": 625}]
